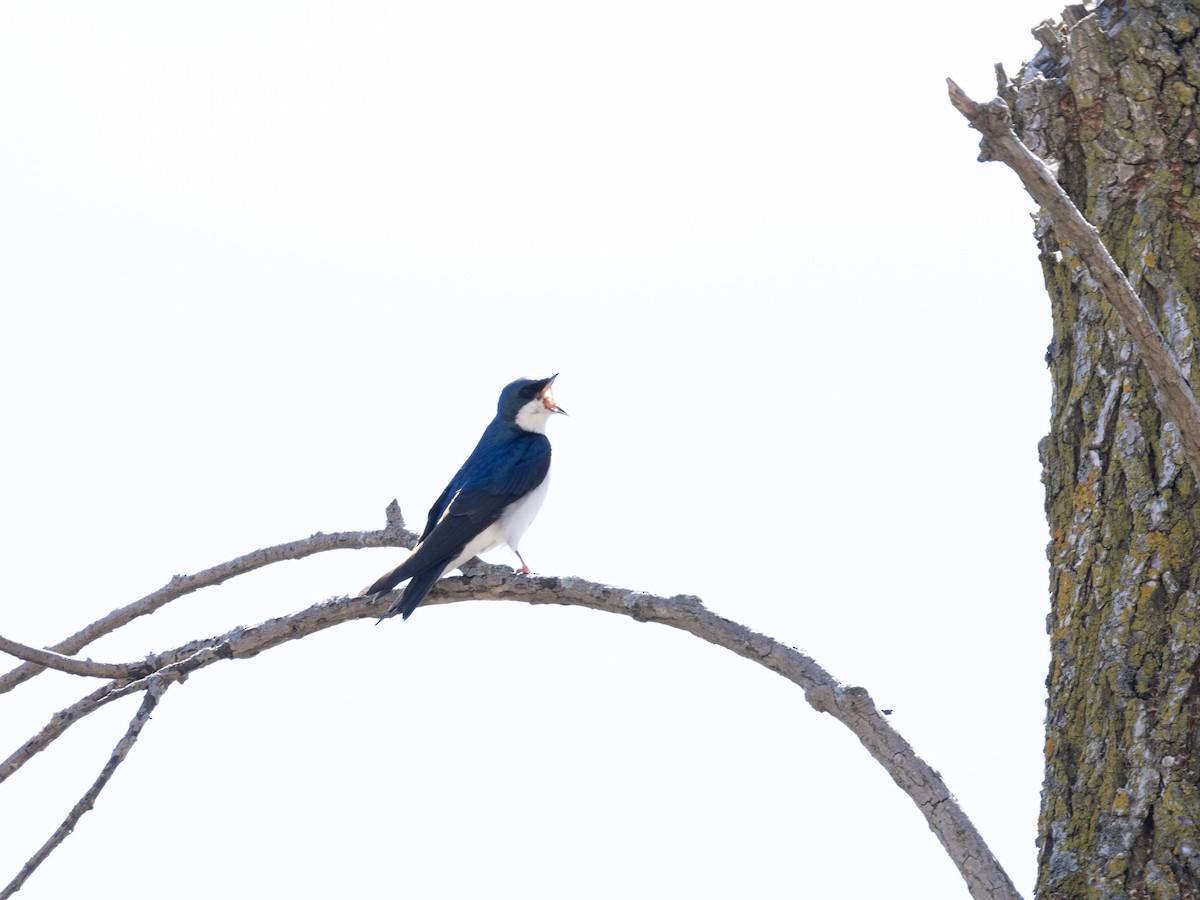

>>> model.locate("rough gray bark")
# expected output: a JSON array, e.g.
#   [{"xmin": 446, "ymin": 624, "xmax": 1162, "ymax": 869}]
[{"xmin": 1004, "ymin": 2, "xmax": 1200, "ymax": 896}]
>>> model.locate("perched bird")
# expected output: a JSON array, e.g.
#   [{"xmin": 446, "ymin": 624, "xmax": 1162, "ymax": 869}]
[{"xmin": 361, "ymin": 375, "xmax": 567, "ymax": 620}]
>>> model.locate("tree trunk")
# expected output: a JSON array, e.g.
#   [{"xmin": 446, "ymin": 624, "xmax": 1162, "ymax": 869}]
[{"xmin": 1009, "ymin": 2, "xmax": 1200, "ymax": 897}]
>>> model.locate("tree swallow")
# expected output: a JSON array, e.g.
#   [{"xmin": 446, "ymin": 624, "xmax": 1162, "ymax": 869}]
[{"xmin": 361, "ymin": 375, "xmax": 567, "ymax": 620}]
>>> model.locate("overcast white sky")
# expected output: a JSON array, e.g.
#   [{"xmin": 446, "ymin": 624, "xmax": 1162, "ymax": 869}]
[{"xmin": 2, "ymin": 2, "xmax": 1062, "ymax": 897}]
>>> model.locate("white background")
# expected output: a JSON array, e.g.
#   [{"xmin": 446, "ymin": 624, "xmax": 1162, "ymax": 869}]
[{"xmin": 2, "ymin": 2, "xmax": 1057, "ymax": 897}]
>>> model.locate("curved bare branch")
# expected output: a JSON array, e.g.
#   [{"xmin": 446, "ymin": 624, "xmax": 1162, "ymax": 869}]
[
  {"xmin": 6, "ymin": 558, "xmax": 1020, "ymax": 900},
  {"xmin": 1, "ymin": 497, "xmax": 1020, "ymax": 900},
  {"xmin": 429, "ymin": 571, "xmax": 1024, "ymax": 900}
]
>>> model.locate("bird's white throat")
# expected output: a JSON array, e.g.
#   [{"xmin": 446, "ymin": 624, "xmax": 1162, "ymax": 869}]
[{"xmin": 514, "ymin": 398, "xmax": 554, "ymax": 433}]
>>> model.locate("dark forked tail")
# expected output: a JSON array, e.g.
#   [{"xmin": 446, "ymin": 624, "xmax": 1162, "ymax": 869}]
[
  {"xmin": 382, "ymin": 564, "xmax": 448, "ymax": 620},
  {"xmin": 361, "ymin": 555, "xmax": 451, "ymax": 621}
]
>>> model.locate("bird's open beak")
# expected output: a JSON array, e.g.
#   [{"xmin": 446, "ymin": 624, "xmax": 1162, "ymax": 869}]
[{"xmin": 541, "ymin": 374, "xmax": 567, "ymax": 416}]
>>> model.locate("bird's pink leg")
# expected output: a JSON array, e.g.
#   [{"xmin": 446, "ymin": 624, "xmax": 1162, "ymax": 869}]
[{"xmin": 515, "ymin": 551, "xmax": 531, "ymax": 575}]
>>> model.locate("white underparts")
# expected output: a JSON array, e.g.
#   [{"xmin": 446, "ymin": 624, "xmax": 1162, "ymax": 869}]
[
  {"xmin": 445, "ymin": 471, "xmax": 551, "ymax": 571},
  {"xmin": 499, "ymin": 471, "xmax": 550, "ymax": 552}
]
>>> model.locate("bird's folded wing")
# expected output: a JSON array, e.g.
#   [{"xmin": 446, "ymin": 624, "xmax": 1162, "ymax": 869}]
[{"xmin": 412, "ymin": 438, "xmax": 551, "ymax": 564}]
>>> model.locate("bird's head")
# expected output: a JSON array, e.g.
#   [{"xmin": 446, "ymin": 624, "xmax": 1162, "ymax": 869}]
[{"xmin": 499, "ymin": 375, "xmax": 567, "ymax": 433}]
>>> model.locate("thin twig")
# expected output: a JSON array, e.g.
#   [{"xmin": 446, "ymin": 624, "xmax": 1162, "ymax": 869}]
[
  {"xmin": 1, "ymin": 682, "xmax": 166, "ymax": 899},
  {"xmin": 0, "ymin": 682, "xmax": 121, "ymax": 786},
  {"xmin": 0, "ymin": 504, "xmax": 416, "ymax": 694},
  {"xmin": 0, "ymin": 634, "xmax": 147, "ymax": 681},
  {"xmin": 947, "ymin": 77, "xmax": 1200, "ymax": 486}
]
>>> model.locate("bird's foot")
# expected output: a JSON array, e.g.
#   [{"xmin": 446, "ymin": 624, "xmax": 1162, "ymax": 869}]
[{"xmin": 514, "ymin": 551, "xmax": 532, "ymax": 575}]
